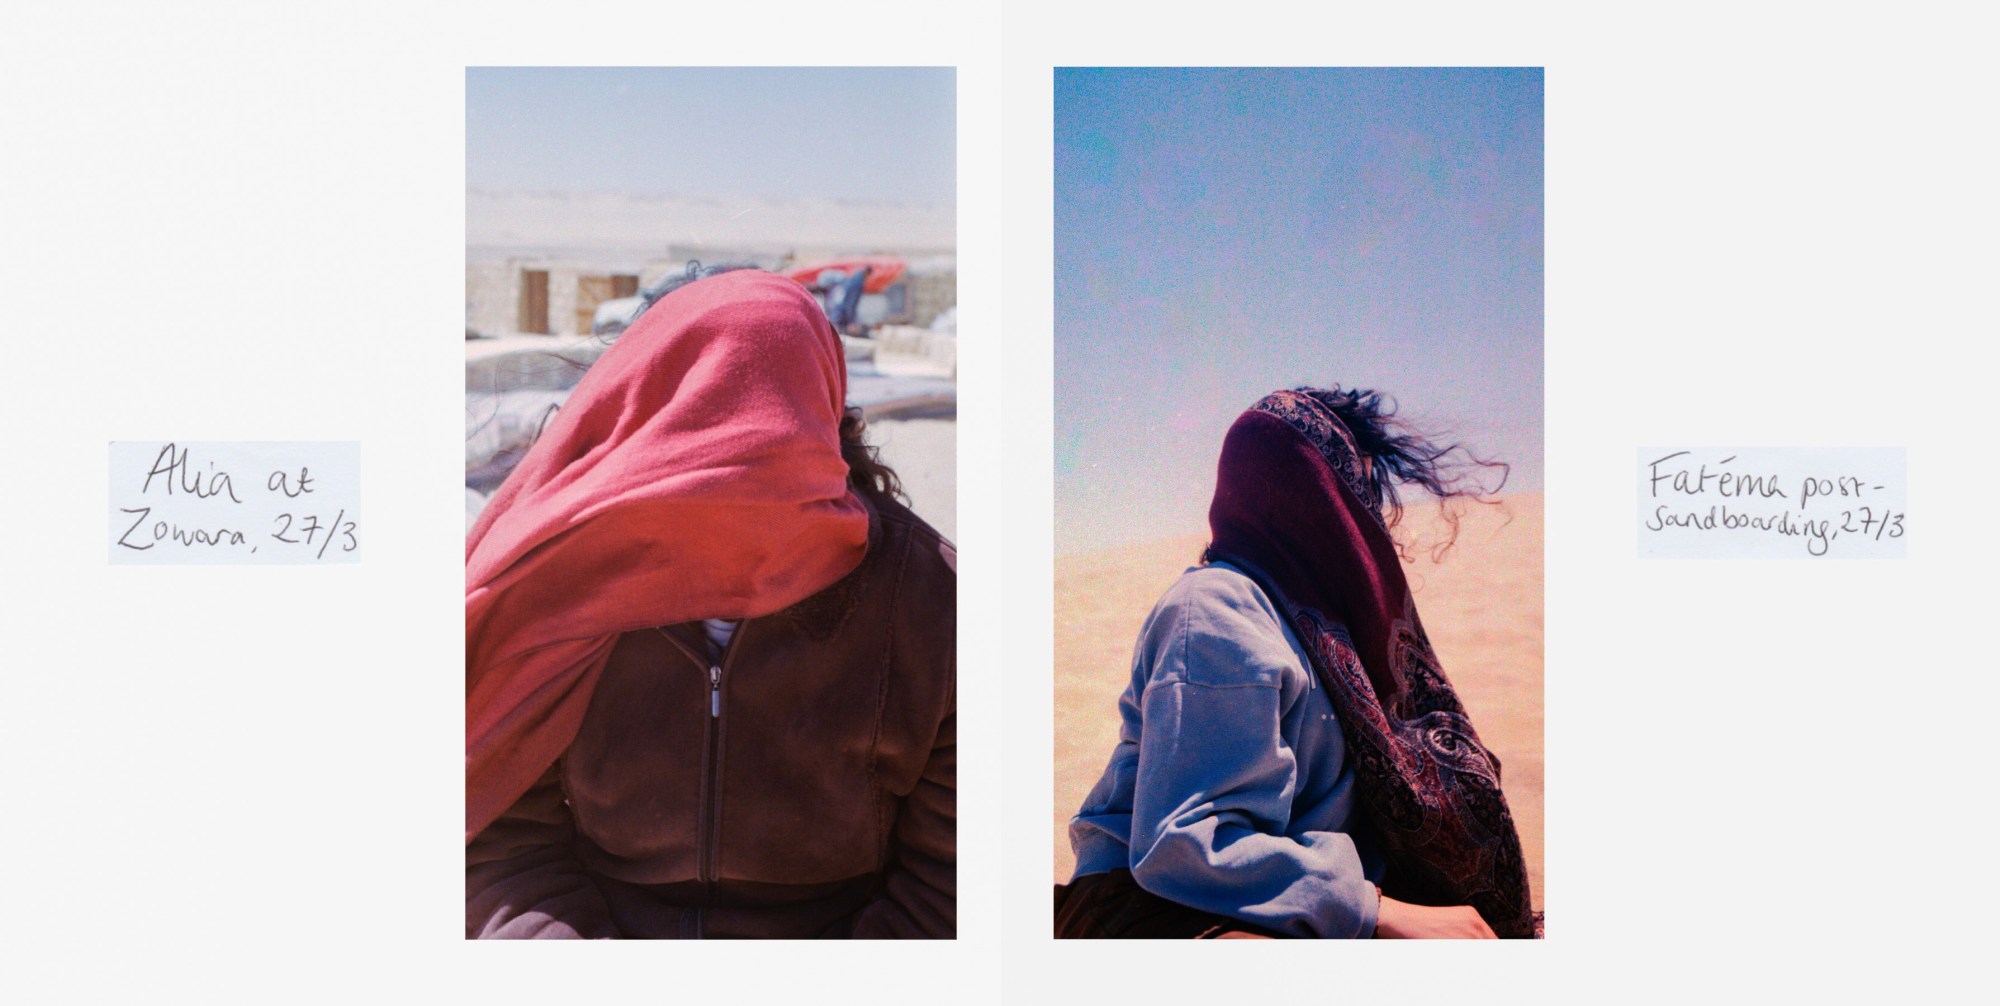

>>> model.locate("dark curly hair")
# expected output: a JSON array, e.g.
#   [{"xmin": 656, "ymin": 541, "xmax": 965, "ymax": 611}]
[
  {"xmin": 1295, "ymin": 385, "xmax": 1509, "ymax": 560},
  {"xmin": 839, "ymin": 409, "xmax": 907, "ymax": 506}
]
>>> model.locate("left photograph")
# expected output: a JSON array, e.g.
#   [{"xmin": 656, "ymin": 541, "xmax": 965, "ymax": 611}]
[{"xmin": 463, "ymin": 67, "xmax": 958, "ymax": 940}]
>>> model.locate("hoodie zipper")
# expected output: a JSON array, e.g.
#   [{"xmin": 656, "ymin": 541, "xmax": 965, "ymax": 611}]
[
  {"xmin": 654, "ymin": 621, "xmax": 746, "ymax": 940},
  {"xmin": 701, "ymin": 624, "xmax": 746, "ymax": 880}
]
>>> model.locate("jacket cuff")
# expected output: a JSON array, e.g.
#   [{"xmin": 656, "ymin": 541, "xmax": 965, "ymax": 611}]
[{"xmin": 1358, "ymin": 882, "xmax": 1381, "ymax": 939}]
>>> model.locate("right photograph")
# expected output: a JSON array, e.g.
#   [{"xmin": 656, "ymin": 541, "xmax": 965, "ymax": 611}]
[{"xmin": 1051, "ymin": 67, "xmax": 1544, "ymax": 939}]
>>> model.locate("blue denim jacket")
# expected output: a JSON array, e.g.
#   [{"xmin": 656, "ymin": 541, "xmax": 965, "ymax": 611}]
[{"xmin": 1069, "ymin": 561, "xmax": 1383, "ymax": 938}]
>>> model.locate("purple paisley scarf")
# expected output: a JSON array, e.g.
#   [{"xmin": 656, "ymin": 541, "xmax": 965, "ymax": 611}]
[{"xmin": 1206, "ymin": 390, "xmax": 1542, "ymax": 939}]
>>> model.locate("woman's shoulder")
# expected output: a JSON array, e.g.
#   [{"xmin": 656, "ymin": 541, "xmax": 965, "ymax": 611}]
[
  {"xmin": 869, "ymin": 492, "xmax": 954, "ymax": 575},
  {"xmin": 1139, "ymin": 563, "xmax": 1302, "ymax": 690},
  {"xmin": 1155, "ymin": 562, "xmax": 1284, "ymax": 631},
  {"xmin": 768, "ymin": 491, "xmax": 950, "ymax": 639}
]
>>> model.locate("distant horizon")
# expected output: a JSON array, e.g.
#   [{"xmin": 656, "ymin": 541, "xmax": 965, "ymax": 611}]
[
  {"xmin": 464, "ymin": 186, "xmax": 952, "ymax": 210},
  {"xmin": 1053, "ymin": 490, "xmax": 1545, "ymax": 559},
  {"xmin": 465, "ymin": 187, "xmax": 956, "ymax": 259}
]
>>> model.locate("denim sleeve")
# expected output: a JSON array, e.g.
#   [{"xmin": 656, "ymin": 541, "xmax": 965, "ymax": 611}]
[{"xmin": 1125, "ymin": 581, "xmax": 1379, "ymax": 939}]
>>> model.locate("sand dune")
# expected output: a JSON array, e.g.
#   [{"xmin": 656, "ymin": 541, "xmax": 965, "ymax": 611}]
[{"xmin": 1053, "ymin": 494, "xmax": 1544, "ymax": 909}]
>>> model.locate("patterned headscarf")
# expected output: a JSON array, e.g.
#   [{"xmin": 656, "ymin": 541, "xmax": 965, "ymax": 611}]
[{"xmin": 1207, "ymin": 389, "xmax": 1541, "ymax": 938}]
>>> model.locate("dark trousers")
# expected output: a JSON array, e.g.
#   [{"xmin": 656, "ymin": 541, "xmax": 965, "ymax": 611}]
[{"xmin": 1053, "ymin": 870, "xmax": 1287, "ymax": 939}]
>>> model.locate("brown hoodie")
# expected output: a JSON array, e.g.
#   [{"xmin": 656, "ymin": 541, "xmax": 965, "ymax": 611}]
[{"xmin": 466, "ymin": 497, "xmax": 955, "ymax": 939}]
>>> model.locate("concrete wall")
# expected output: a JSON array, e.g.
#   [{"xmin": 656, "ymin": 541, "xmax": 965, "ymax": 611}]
[
  {"xmin": 908, "ymin": 269, "xmax": 956, "ymax": 329},
  {"xmin": 465, "ymin": 261, "xmax": 518, "ymax": 337},
  {"xmin": 548, "ymin": 266, "xmax": 580, "ymax": 336},
  {"xmin": 466, "ymin": 259, "xmax": 642, "ymax": 337},
  {"xmin": 872, "ymin": 325, "xmax": 957, "ymax": 379},
  {"xmin": 469, "ymin": 257, "xmax": 957, "ymax": 336}
]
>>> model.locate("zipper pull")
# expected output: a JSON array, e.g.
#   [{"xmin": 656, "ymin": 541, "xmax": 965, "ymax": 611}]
[{"xmin": 709, "ymin": 664, "xmax": 721, "ymax": 718}]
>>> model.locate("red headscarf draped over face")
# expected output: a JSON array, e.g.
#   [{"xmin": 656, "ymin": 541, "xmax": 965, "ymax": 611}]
[
  {"xmin": 465, "ymin": 270, "xmax": 869, "ymax": 842},
  {"xmin": 1207, "ymin": 389, "xmax": 1541, "ymax": 938}
]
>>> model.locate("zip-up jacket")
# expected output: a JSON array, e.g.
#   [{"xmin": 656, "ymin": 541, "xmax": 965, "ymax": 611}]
[{"xmin": 466, "ymin": 495, "xmax": 955, "ymax": 938}]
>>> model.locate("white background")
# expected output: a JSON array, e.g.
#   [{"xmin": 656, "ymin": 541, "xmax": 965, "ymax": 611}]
[
  {"xmin": 1635, "ymin": 446, "xmax": 1908, "ymax": 558},
  {"xmin": 4, "ymin": 1, "xmax": 1994, "ymax": 1002}
]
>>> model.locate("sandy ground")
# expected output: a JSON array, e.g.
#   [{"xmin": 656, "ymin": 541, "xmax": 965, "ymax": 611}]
[
  {"xmin": 1053, "ymin": 494, "xmax": 1543, "ymax": 908},
  {"xmin": 868, "ymin": 416, "xmax": 956, "ymax": 543}
]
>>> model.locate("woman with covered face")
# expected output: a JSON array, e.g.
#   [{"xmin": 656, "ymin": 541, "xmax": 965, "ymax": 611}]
[
  {"xmin": 1056, "ymin": 387, "xmax": 1539, "ymax": 939},
  {"xmin": 465, "ymin": 269, "xmax": 954, "ymax": 939}
]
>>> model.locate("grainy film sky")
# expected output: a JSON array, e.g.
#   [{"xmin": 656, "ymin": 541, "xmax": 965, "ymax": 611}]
[
  {"xmin": 467, "ymin": 66, "xmax": 955, "ymax": 205},
  {"xmin": 1056, "ymin": 67, "xmax": 1543, "ymax": 555}
]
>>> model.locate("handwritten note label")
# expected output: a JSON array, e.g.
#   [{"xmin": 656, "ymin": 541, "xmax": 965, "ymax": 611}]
[
  {"xmin": 109, "ymin": 441, "xmax": 360, "ymax": 565},
  {"xmin": 1637, "ymin": 447, "xmax": 1905, "ymax": 559}
]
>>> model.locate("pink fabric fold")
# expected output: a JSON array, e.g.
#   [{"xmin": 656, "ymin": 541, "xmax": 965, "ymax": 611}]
[{"xmin": 465, "ymin": 270, "xmax": 868, "ymax": 841}]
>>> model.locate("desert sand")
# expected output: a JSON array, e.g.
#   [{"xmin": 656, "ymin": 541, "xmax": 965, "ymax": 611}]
[{"xmin": 1053, "ymin": 494, "xmax": 1544, "ymax": 909}]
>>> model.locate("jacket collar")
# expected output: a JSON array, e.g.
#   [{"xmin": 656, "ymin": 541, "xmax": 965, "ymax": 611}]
[{"xmin": 657, "ymin": 490, "xmax": 883, "ymax": 648}]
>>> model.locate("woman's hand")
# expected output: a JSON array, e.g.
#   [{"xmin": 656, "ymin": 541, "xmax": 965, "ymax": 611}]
[{"xmin": 1373, "ymin": 896, "xmax": 1497, "ymax": 939}]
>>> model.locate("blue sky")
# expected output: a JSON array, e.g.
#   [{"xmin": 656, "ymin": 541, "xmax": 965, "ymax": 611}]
[
  {"xmin": 1055, "ymin": 67, "xmax": 1543, "ymax": 555},
  {"xmin": 466, "ymin": 67, "xmax": 955, "ymax": 204}
]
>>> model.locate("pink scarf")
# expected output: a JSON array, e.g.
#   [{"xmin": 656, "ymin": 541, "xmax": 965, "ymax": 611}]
[{"xmin": 465, "ymin": 270, "xmax": 868, "ymax": 841}]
